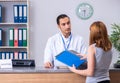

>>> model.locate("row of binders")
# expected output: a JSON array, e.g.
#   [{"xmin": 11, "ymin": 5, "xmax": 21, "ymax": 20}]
[
  {"xmin": 14, "ymin": 5, "xmax": 27, "ymax": 23},
  {"xmin": 0, "ymin": 5, "xmax": 27, "ymax": 23},
  {"xmin": 0, "ymin": 52, "xmax": 27, "ymax": 60},
  {"xmin": 0, "ymin": 28, "xmax": 27, "ymax": 46},
  {"xmin": 9, "ymin": 28, "xmax": 27, "ymax": 46}
]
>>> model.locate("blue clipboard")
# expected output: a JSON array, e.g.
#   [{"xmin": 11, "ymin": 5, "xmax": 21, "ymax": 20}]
[{"xmin": 56, "ymin": 50, "xmax": 86, "ymax": 68}]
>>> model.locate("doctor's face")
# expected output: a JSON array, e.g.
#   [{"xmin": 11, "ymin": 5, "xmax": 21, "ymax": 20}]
[{"xmin": 58, "ymin": 17, "xmax": 71, "ymax": 36}]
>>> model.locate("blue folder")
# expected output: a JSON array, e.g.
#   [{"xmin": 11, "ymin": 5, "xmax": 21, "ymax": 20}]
[{"xmin": 56, "ymin": 50, "xmax": 86, "ymax": 68}]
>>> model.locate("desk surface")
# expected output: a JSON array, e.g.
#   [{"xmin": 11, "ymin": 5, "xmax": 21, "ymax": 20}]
[{"xmin": 0, "ymin": 66, "xmax": 120, "ymax": 73}]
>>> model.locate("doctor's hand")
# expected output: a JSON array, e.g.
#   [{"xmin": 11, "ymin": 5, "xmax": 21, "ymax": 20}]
[
  {"xmin": 77, "ymin": 54, "xmax": 87, "ymax": 60},
  {"xmin": 44, "ymin": 62, "xmax": 53, "ymax": 68}
]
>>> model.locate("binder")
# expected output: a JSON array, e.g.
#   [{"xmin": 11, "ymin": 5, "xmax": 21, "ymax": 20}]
[
  {"xmin": 23, "ymin": 52, "xmax": 27, "ymax": 59},
  {"xmin": 56, "ymin": 50, "xmax": 86, "ymax": 69},
  {"xmin": 19, "ymin": 5, "xmax": 23, "ymax": 22},
  {"xmin": 18, "ymin": 52, "xmax": 23, "ymax": 59},
  {"xmin": 22, "ymin": 5, "xmax": 27, "ymax": 23},
  {"xmin": 5, "ymin": 52, "xmax": 10, "ymax": 59},
  {"xmin": 13, "ymin": 5, "xmax": 19, "ymax": 23},
  {"xmin": 0, "ymin": 5, "xmax": 2, "ymax": 22},
  {"xmin": 18, "ymin": 28, "xmax": 23, "ymax": 46},
  {"xmin": 9, "ymin": 52, "xmax": 14, "ymax": 59},
  {"xmin": 2, "ymin": 52, "xmax": 5, "ymax": 59},
  {"xmin": 9, "ymin": 28, "xmax": 14, "ymax": 46},
  {"xmin": 23, "ymin": 28, "xmax": 27, "ymax": 46},
  {"xmin": 14, "ymin": 52, "xmax": 18, "ymax": 59},
  {"xmin": 0, "ymin": 29, "xmax": 2, "ymax": 46},
  {"xmin": 14, "ymin": 28, "xmax": 18, "ymax": 46},
  {"xmin": 0, "ymin": 52, "xmax": 2, "ymax": 59}
]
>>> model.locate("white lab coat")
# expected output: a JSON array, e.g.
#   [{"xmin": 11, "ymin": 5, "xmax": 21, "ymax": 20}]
[{"xmin": 44, "ymin": 32, "xmax": 87, "ymax": 67}]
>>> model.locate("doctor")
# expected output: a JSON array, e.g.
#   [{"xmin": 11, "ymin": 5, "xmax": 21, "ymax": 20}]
[{"xmin": 44, "ymin": 14, "xmax": 87, "ymax": 68}]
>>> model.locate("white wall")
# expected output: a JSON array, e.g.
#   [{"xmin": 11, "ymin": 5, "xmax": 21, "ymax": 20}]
[{"xmin": 29, "ymin": 0, "xmax": 120, "ymax": 66}]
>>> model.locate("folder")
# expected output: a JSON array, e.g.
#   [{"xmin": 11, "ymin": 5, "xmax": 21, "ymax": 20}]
[
  {"xmin": 9, "ymin": 52, "xmax": 14, "ymax": 59},
  {"xmin": 56, "ymin": 50, "xmax": 86, "ymax": 69},
  {"xmin": 18, "ymin": 52, "xmax": 23, "ymax": 59},
  {"xmin": 0, "ymin": 52, "xmax": 2, "ymax": 59},
  {"xmin": 22, "ymin": 5, "xmax": 27, "ymax": 23},
  {"xmin": 23, "ymin": 52, "xmax": 27, "ymax": 59},
  {"xmin": 14, "ymin": 52, "xmax": 18, "ymax": 59},
  {"xmin": 18, "ymin": 28, "xmax": 23, "ymax": 46},
  {"xmin": 0, "ymin": 5, "xmax": 2, "ymax": 22},
  {"xmin": 19, "ymin": 5, "xmax": 23, "ymax": 22},
  {"xmin": 9, "ymin": 28, "xmax": 14, "ymax": 46},
  {"xmin": 2, "ymin": 52, "xmax": 5, "ymax": 59},
  {"xmin": 23, "ymin": 28, "xmax": 27, "ymax": 46},
  {"xmin": 13, "ymin": 5, "xmax": 19, "ymax": 23},
  {"xmin": 14, "ymin": 28, "xmax": 18, "ymax": 46},
  {"xmin": 5, "ymin": 52, "xmax": 10, "ymax": 59},
  {"xmin": 0, "ymin": 29, "xmax": 2, "ymax": 46}
]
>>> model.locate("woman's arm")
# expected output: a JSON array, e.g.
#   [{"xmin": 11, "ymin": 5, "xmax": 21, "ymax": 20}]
[{"xmin": 69, "ymin": 45, "xmax": 95, "ymax": 76}]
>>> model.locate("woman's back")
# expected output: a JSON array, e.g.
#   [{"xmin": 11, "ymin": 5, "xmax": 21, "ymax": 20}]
[{"xmin": 86, "ymin": 45, "xmax": 112, "ymax": 83}]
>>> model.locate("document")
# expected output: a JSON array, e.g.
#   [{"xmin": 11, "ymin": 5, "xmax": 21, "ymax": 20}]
[
  {"xmin": 56, "ymin": 50, "xmax": 86, "ymax": 69},
  {"xmin": 0, "ymin": 59, "xmax": 12, "ymax": 69}
]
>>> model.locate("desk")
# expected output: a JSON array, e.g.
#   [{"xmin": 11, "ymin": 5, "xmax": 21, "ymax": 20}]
[
  {"xmin": 0, "ymin": 67, "xmax": 85, "ymax": 83},
  {"xmin": 109, "ymin": 68, "xmax": 120, "ymax": 83},
  {"xmin": 0, "ymin": 73, "xmax": 85, "ymax": 83},
  {"xmin": 0, "ymin": 67, "xmax": 119, "ymax": 83}
]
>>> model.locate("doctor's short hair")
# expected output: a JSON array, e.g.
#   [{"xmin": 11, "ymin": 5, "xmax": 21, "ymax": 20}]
[{"xmin": 56, "ymin": 14, "xmax": 70, "ymax": 25}]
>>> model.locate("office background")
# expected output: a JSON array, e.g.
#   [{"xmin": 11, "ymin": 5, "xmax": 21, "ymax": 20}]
[{"xmin": 29, "ymin": 0, "xmax": 120, "ymax": 66}]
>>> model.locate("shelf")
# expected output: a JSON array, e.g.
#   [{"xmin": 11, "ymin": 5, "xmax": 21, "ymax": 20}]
[
  {"xmin": 0, "ymin": 0, "xmax": 29, "ymax": 60},
  {"xmin": 0, "ymin": 0, "xmax": 27, "ymax": 2},
  {"xmin": 0, "ymin": 46, "xmax": 27, "ymax": 49},
  {"xmin": 0, "ymin": 23, "xmax": 27, "ymax": 25}
]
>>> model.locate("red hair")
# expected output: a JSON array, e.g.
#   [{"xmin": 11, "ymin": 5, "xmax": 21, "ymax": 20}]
[{"xmin": 89, "ymin": 21, "xmax": 112, "ymax": 51}]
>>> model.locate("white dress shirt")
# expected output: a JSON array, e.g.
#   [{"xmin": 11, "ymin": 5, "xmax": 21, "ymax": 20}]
[{"xmin": 44, "ymin": 32, "xmax": 87, "ymax": 67}]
